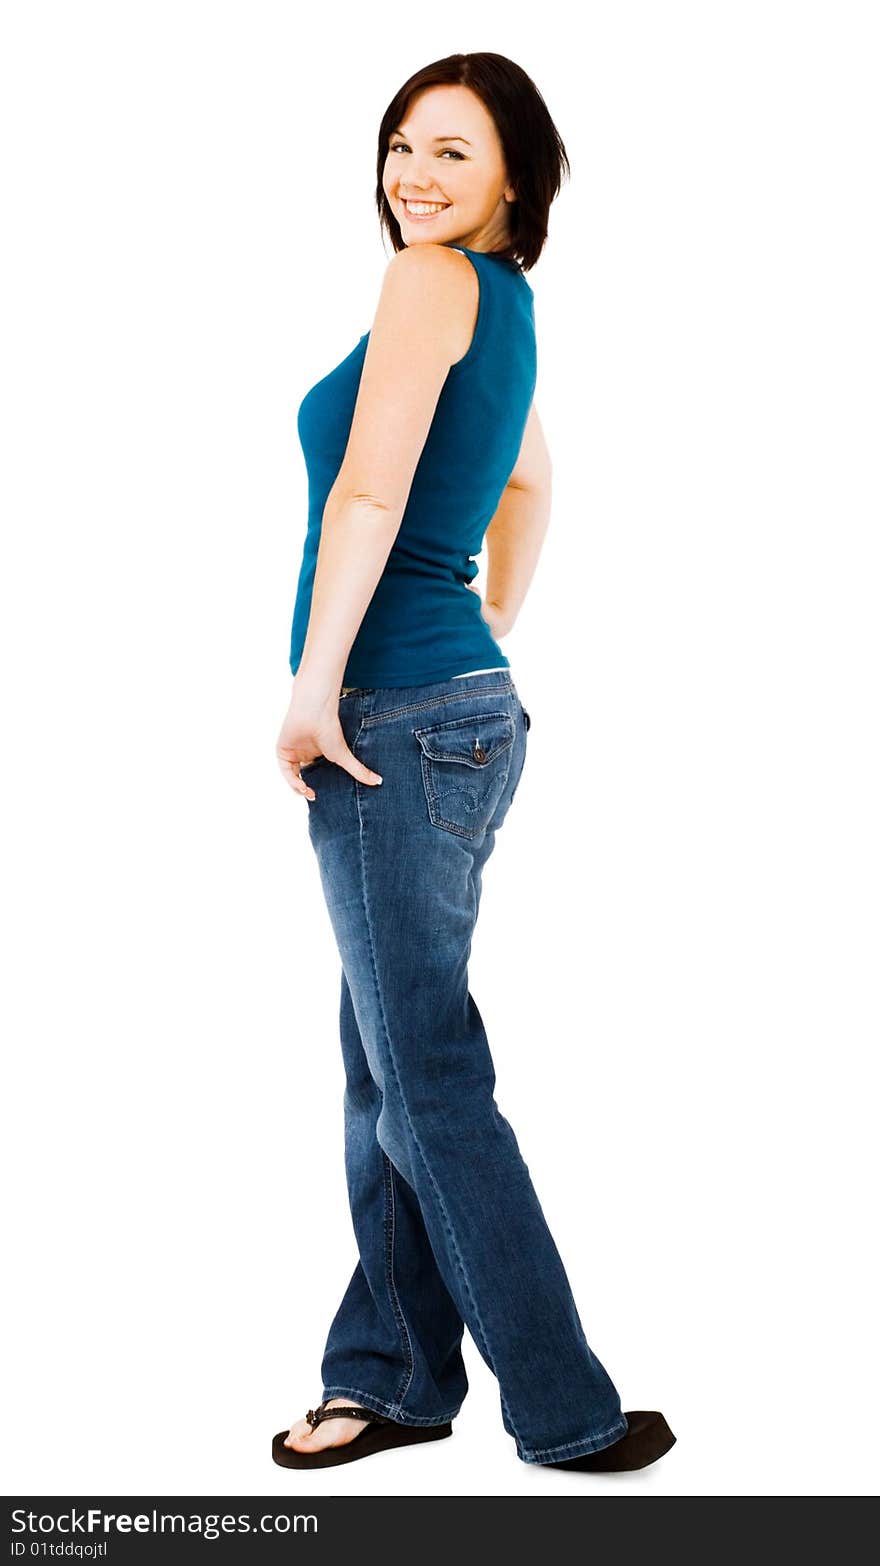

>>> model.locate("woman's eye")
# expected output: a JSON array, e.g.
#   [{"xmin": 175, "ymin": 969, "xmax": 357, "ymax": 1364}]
[{"xmin": 389, "ymin": 143, "xmax": 463, "ymax": 159}]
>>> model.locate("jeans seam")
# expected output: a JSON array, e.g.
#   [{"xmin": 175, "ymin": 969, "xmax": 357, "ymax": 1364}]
[
  {"xmin": 351, "ymin": 707, "xmax": 416, "ymax": 1412},
  {"xmin": 517, "ymin": 1412, "xmax": 630, "ymax": 1464},
  {"xmin": 383, "ymin": 1151, "xmax": 416, "ymax": 1407},
  {"xmin": 353, "ymin": 770, "xmax": 523, "ymax": 1448},
  {"xmin": 362, "ymin": 683, "xmax": 513, "ymax": 726},
  {"xmin": 319, "ymin": 1385, "xmax": 459, "ymax": 1427}
]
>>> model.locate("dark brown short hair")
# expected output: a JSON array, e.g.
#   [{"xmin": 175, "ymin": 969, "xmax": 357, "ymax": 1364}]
[{"xmin": 376, "ymin": 53, "xmax": 570, "ymax": 273}]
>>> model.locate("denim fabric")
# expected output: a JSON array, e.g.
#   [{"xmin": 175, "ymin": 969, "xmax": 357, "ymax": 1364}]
[{"xmin": 299, "ymin": 669, "xmax": 628, "ymax": 1464}]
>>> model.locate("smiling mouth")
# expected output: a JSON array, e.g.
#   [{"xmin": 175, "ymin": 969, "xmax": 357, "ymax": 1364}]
[{"xmin": 401, "ymin": 199, "xmax": 451, "ymax": 217}]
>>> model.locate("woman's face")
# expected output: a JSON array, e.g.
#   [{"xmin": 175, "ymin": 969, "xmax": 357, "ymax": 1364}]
[{"xmin": 382, "ymin": 84, "xmax": 516, "ymax": 253}]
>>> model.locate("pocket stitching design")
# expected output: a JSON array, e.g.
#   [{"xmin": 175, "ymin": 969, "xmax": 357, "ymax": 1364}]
[{"xmin": 413, "ymin": 710, "xmax": 515, "ymax": 839}]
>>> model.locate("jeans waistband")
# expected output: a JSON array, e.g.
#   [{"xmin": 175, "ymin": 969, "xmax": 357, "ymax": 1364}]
[{"xmin": 339, "ymin": 667, "xmax": 515, "ymax": 713}]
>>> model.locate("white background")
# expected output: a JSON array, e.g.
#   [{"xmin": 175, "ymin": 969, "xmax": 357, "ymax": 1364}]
[{"xmin": 2, "ymin": 0, "xmax": 877, "ymax": 1499}]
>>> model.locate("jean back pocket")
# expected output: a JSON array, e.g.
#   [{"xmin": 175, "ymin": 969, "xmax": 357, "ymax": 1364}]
[{"xmin": 413, "ymin": 709, "xmax": 515, "ymax": 839}]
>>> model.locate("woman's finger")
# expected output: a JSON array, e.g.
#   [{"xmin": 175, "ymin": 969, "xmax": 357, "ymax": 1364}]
[
  {"xmin": 276, "ymin": 753, "xmax": 317, "ymax": 800},
  {"xmin": 326, "ymin": 745, "xmax": 383, "ymax": 787}
]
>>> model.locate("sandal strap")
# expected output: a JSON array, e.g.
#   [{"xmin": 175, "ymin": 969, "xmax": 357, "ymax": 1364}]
[{"xmin": 305, "ymin": 1399, "xmax": 394, "ymax": 1430}]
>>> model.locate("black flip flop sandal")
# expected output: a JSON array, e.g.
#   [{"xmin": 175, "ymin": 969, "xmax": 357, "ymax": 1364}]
[
  {"xmin": 545, "ymin": 1409, "xmax": 676, "ymax": 1472},
  {"xmin": 272, "ymin": 1399, "xmax": 454, "ymax": 1470}
]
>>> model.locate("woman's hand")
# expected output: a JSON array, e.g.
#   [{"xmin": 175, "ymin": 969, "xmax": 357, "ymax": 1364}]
[{"xmin": 276, "ymin": 680, "xmax": 383, "ymax": 800}]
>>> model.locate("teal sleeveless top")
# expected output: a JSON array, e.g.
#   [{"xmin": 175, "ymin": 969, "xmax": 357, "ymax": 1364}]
[{"xmin": 288, "ymin": 246, "xmax": 537, "ymax": 687}]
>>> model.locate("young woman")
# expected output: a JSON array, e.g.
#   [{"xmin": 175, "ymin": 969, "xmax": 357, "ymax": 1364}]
[{"xmin": 272, "ymin": 53, "xmax": 675, "ymax": 1475}]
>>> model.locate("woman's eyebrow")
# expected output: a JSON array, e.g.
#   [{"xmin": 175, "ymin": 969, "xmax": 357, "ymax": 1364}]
[{"xmin": 390, "ymin": 129, "xmax": 472, "ymax": 145}]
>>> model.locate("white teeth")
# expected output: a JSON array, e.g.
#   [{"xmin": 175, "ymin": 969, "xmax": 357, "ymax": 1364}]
[{"xmin": 404, "ymin": 200, "xmax": 449, "ymax": 215}]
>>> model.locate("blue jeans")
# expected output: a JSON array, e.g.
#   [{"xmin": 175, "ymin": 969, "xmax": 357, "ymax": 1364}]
[{"xmin": 299, "ymin": 669, "xmax": 628, "ymax": 1464}]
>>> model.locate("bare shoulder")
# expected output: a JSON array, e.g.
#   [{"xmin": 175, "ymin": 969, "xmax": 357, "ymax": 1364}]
[
  {"xmin": 378, "ymin": 244, "xmax": 478, "ymax": 361},
  {"xmin": 385, "ymin": 241, "xmax": 476, "ymax": 284}
]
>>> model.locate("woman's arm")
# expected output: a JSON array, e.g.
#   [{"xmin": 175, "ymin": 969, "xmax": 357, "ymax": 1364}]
[
  {"xmin": 471, "ymin": 402, "xmax": 553, "ymax": 637},
  {"xmin": 276, "ymin": 243, "xmax": 479, "ymax": 798}
]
